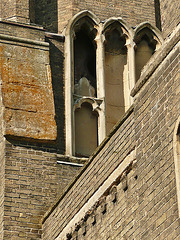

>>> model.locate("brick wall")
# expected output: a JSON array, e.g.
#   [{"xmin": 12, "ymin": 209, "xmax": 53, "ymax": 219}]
[
  {"xmin": 59, "ymin": 162, "xmax": 138, "ymax": 239},
  {"xmin": 42, "ymin": 26, "xmax": 180, "ymax": 239},
  {"xmin": 42, "ymin": 107, "xmax": 135, "ymax": 239},
  {"xmin": 0, "ymin": 0, "xmax": 30, "ymax": 23},
  {"xmin": 159, "ymin": 0, "xmax": 180, "ymax": 38},
  {"xmin": 132, "ymin": 29, "xmax": 180, "ymax": 239},
  {"xmin": 3, "ymin": 139, "xmax": 82, "ymax": 239},
  {"xmin": 58, "ymin": 0, "xmax": 156, "ymax": 33},
  {"xmin": 57, "ymin": 0, "xmax": 73, "ymax": 33},
  {"xmin": 35, "ymin": 0, "xmax": 58, "ymax": 33}
]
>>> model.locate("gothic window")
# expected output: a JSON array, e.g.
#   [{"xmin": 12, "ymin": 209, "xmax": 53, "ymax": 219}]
[
  {"xmin": 134, "ymin": 26, "xmax": 162, "ymax": 82},
  {"xmin": 65, "ymin": 12, "xmax": 103, "ymax": 157},
  {"xmin": 104, "ymin": 22, "xmax": 128, "ymax": 134},
  {"xmin": 75, "ymin": 103, "xmax": 98, "ymax": 157},
  {"xmin": 74, "ymin": 21, "xmax": 97, "ymax": 97},
  {"xmin": 65, "ymin": 12, "xmax": 163, "ymax": 157}
]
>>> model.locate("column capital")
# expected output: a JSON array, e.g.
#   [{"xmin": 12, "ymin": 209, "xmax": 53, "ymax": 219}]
[{"xmin": 126, "ymin": 39, "xmax": 136, "ymax": 48}]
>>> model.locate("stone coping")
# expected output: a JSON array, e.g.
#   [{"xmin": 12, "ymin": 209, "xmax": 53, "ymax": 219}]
[
  {"xmin": 0, "ymin": 33, "xmax": 49, "ymax": 47},
  {"xmin": 45, "ymin": 32, "xmax": 65, "ymax": 42},
  {"xmin": 42, "ymin": 104, "xmax": 134, "ymax": 223}
]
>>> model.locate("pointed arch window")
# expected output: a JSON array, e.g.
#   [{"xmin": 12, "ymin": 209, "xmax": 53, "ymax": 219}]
[
  {"xmin": 134, "ymin": 24, "xmax": 163, "ymax": 82},
  {"xmin": 65, "ymin": 12, "xmax": 163, "ymax": 157},
  {"xmin": 75, "ymin": 102, "xmax": 98, "ymax": 157},
  {"xmin": 73, "ymin": 19, "xmax": 97, "ymax": 96},
  {"xmin": 65, "ymin": 12, "xmax": 105, "ymax": 157},
  {"xmin": 103, "ymin": 21, "xmax": 128, "ymax": 134}
]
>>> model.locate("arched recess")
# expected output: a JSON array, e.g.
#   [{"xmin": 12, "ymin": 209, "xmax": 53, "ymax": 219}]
[
  {"xmin": 65, "ymin": 11, "xmax": 101, "ymax": 156},
  {"xmin": 73, "ymin": 18, "xmax": 97, "ymax": 96},
  {"xmin": 173, "ymin": 117, "xmax": 180, "ymax": 218},
  {"xmin": 75, "ymin": 102, "xmax": 98, "ymax": 157},
  {"xmin": 102, "ymin": 19, "xmax": 132, "ymax": 134},
  {"xmin": 134, "ymin": 23, "xmax": 163, "ymax": 82}
]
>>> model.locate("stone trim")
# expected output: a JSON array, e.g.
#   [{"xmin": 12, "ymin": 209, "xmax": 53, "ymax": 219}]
[
  {"xmin": 0, "ymin": 33, "xmax": 49, "ymax": 48},
  {"xmin": 45, "ymin": 32, "xmax": 65, "ymax": 42},
  {"xmin": 42, "ymin": 104, "xmax": 134, "ymax": 224},
  {"xmin": 0, "ymin": 19, "xmax": 44, "ymax": 30},
  {"xmin": 56, "ymin": 149, "xmax": 136, "ymax": 240},
  {"xmin": 134, "ymin": 21, "xmax": 164, "ymax": 43},
  {"xmin": 57, "ymin": 161, "xmax": 84, "ymax": 167}
]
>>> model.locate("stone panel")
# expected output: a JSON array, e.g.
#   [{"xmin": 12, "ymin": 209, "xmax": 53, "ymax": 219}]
[{"xmin": 0, "ymin": 25, "xmax": 57, "ymax": 141}]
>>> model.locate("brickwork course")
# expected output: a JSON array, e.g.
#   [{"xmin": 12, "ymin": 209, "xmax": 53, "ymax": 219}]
[{"xmin": 0, "ymin": 0, "xmax": 179, "ymax": 239}]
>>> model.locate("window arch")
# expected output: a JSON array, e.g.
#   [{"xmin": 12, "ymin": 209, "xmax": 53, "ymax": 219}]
[
  {"xmin": 103, "ymin": 22, "xmax": 126, "ymax": 133},
  {"xmin": 65, "ymin": 13, "xmax": 163, "ymax": 157},
  {"xmin": 173, "ymin": 117, "xmax": 180, "ymax": 217},
  {"xmin": 73, "ymin": 18, "xmax": 97, "ymax": 96},
  {"xmin": 75, "ymin": 102, "xmax": 98, "ymax": 157},
  {"xmin": 134, "ymin": 23, "xmax": 163, "ymax": 82},
  {"xmin": 65, "ymin": 11, "xmax": 103, "ymax": 157}
]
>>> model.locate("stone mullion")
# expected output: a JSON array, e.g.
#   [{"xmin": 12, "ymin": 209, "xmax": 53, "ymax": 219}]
[
  {"xmin": 95, "ymin": 24, "xmax": 106, "ymax": 144},
  {"xmin": 126, "ymin": 39, "xmax": 136, "ymax": 107},
  {"xmin": 65, "ymin": 31, "xmax": 74, "ymax": 156}
]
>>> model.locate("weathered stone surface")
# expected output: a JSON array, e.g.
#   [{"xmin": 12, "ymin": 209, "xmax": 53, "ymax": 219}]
[
  {"xmin": 0, "ymin": 29, "xmax": 57, "ymax": 141},
  {"xmin": 0, "ymin": 0, "xmax": 32, "ymax": 23}
]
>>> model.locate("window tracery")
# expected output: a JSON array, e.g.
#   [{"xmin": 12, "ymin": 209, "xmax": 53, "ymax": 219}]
[
  {"xmin": 65, "ymin": 11, "xmax": 163, "ymax": 157},
  {"xmin": 134, "ymin": 27, "xmax": 161, "ymax": 81}
]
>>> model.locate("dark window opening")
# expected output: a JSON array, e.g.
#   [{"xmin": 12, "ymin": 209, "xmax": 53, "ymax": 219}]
[{"xmin": 74, "ymin": 29, "xmax": 96, "ymax": 96}]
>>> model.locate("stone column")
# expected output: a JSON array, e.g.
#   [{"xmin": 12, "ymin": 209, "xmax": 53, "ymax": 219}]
[
  {"xmin": 126, "ymin": 39, "xmax": 136, "ymax": 107},
  {"xmin": 65, "ymin": 30, "xmax": 74, "ymax": 156},
  {"xmin": 95, "ymin": 24, "xmax": 106, "ymax": 144}
]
